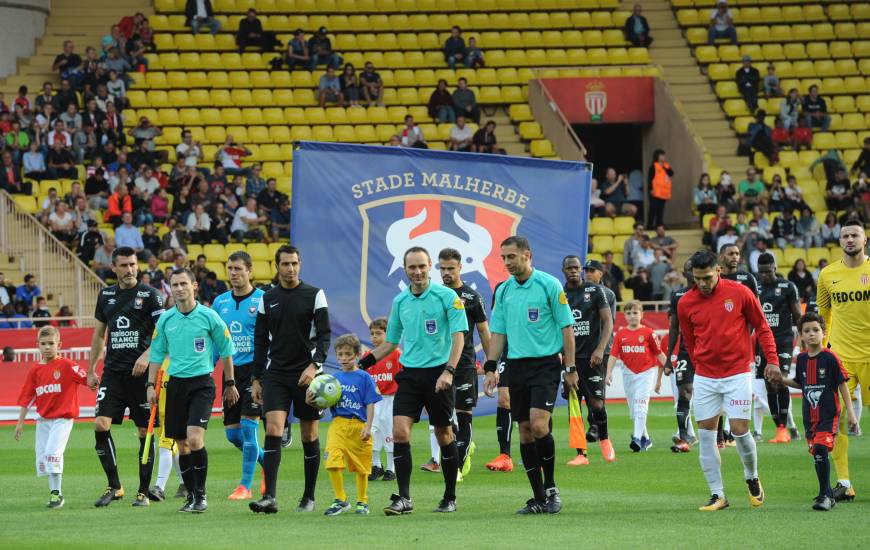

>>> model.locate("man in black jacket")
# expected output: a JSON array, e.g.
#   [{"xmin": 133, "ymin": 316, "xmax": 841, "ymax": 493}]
[
  {"xmin": 185, "ymin": 0, "xmax": 221, "ymax": 35},
  {"xmin": 624, "ymin": 4, "xmax": 652, "ymax": 47},
  {"xmin": 236, "ymin": 8, "xmax": 275, "ymax": 52},
  {"xmin": 736, "ymin": 55, "xmax": 760, "ymax": 112}
]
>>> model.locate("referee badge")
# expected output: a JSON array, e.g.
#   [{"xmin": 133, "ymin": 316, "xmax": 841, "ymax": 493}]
[
  {"xmin": 528, "ymin": 307, "xmax": 540, "ymax": 322},
  {"xmin": 193, "ymin": 337, "xmax": 206, "ymax": 353},
  {"xmin": 425, "ymin": 319, "xmax": 438, "ymax": 334}
]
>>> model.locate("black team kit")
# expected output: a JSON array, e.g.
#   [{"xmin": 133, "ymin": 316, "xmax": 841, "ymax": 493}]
[
  {"xmin": 668, "ymin": 285, "xmax": 696, "ymax": 448},
  {"xmin": 451, "ymin": 282, "xmax": 488, "ymax": 470}
]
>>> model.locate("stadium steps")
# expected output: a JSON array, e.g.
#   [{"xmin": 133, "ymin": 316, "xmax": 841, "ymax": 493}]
[
  {"xmin": 487, "ymin": 109, "xmax": 526, "ymax": 157},
  {"xmin": 0, "ymin": 0, "xmax": 153, "ymax": 95},
  {"xmin": 668, "ymin": 228, "xmax": 703, "ymax": 267},
  {"xmin": 638, "ymin": 0, "xmax": 744, "ymax": 175}
]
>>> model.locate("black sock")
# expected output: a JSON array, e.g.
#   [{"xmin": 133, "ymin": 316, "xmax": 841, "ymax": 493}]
[
  {"xmin": 302, "ymin": 439, "xmax": 320, "ymax": 500},
  {"xmin": 178, "ymin": 453, "xmax": 195, "ymax": 495},
  {"xmin": 393, "ymin": 442, "xmax": 412, "ymax": 500},
  {"xmin": 676, "ymin": 397, "xmax": 691, "ymax": 440},
  {"xmin": 190, "ymin": 447, "xmax": 208, "ymax": 496},
  {"xmin": 440, "ymin": 441, "xmax": 459, "ymax": 501},
  {"xmin": 455, "ymin": 413, "xmax": 472, "ymax": 463},
  {"xmin": 520, "ymin": 442, "xmax": 545, "ymax": 502},
  {"xmin": 536, "ymin": 434, "xmax": 556, "ymax": 490},
  {"xmin": 717, "ymin": 417, "xmax": 725, "ymax": 443},
  {"xmin": 137, "ymin": 437, "xmax": 155, "ymax": 494},
  {"xmin": 593, "ymin": 408, "xmax": 609, "ymax": 441},
  {"xmin": 95, "ymin": 431, "xmax": 121, "ymax": 489},
  {"xmin": 813, "ymin": 445, "xmax": 832, "ymax": 498},
  {"xmin": 263, "ymin": 435, "xmax": 282, "ymax": 498},
  {"xmin": 496, "ymin": 407, "xmax": 512, "ymax": 456}
]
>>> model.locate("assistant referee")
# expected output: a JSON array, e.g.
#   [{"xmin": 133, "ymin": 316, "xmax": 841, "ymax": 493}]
[
  {"xmin": 483, "ymin": 236, "xmax": 577, "ymax": 515},
  {"xmin": 146, "ymin": 268, "xmax": 238, "ymax": 514}
]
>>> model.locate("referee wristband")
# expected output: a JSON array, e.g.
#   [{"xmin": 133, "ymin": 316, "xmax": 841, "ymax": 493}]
[
  {"xmin": 146, "ymin": 382, "xmax": 155, "ymax": 389},
  {"xmin": 484, "ymin": 359, "xmax": 498, "ymax": 374},
  {"xmin": 358, "ymin": 353, "xmax": 377, "ymax": 370}
]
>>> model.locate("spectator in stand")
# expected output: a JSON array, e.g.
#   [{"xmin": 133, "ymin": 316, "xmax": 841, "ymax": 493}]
[
  {"xmin": 763, "ymin": 63, "xmax": 782, "ymax": 98},
  {"xmin": 210, "ymin": 201, "xmax": 231, "ymax": 245},
  {"xmin": 651, "ymin": 224, "xmax": 678, "ymax": 259},
  {"xmin": 767, "ymin": 174, "xmax": 786, "ymax": 212},
  {"xmin": 159, "ymin": 219, "xmax": 188, "ymax": 261},
  {"xmin": 717, "ymin": 225, "xmax": 740, "ymax": 253},
  {"xmin": 738, "ymin": 166, "xmax": 766, "ymax": 211},
  {"xmin": 146, "ymin": 187, "xmax": 167, "ymax": 224},
  {"xmin": 855, "ymin": 172, "xmax": 870, "ymax": 223},
  {"xmin": 92, "ymin": 237, "xmax": 115, "ymax": 280},
  {"xmin": 54, "ymin": 79, "xmax": 78, "ymax": 113},
  {"xmin": 270, "ymin": 198, "xmax": 291, "ymax": 241},
  {"xmin": 624, "ymin": 4, "xmax": 652, "ymax": 47},
  {"xmin": 45, "ymin": 140, "xmax": 77, "ymax": 179},
  {"xmin": 186, "ymin": 203, "xmax": 211, "ymax": 244},
  {"xmin": 141, "ymin": 222, "xmax": 161, "ymax": 258},
  {"xmin": 285, "ymin": 29, "xmax": 310, "ymax": 72},
  {"xmin": 788, "ymin": 259, "xmax": 815, "ymax": 303},
  {"xmin": 602, "ymin": 167, "xmax": 636, "ymax": 218},
  {"xmin": 77, "ymin": 219, "xmax": 104, "ymax": 264},
  {"xmin": 16, "ymin": 274, "xmax": 40, "ymax": 308},
  {"xmin": 175, "ymin": 129, "xmax": 204, "ymax": 170},
  {"xmin": 185, "ymin": 0, "xmax": 221, "ymax": 35},
  {"xmin": 48, "ymin": 201, "xmax": 76, "ymax": 246},
  {"xmin": 5, "ymin": 121, "xmax": 29, "ymax": 164},
  {"xmin": 108, "ymin": 165, "xmax": 132, "ymax": 193},
  {"xmin": 105, "ymin": 70, "xmax": 127, "ymax": 109},
  {"xmin": 826, "ymin": 168, "xmax": 853, "ymax": 211},
  {"xmin": 47, "ymin": 120, "xmax": 73, "ymax": 148},
  {"xmin": 452, "ymin": 77, "xmax": 479, "ymax": 124},
  {"xmin": 707, "ymin": 1, "xmax": 737, "ymax": 45},
  {"xmin": 444, "ymin": 26, "xmax": 467, "ymax": 69},
  {"xmin": 779, "ymin": 88, "xmax": 800, "ymax": 131},
  {"xmin": 199, "ymin": 271, "xmax": 227, "ymax": 305},
  {"xmin": 340, "ymin": 63, "xmax": 361, "ymax": 107},
  {"xmin": 465, "ymin": 37, "xmax": 484, "ymax": 68},
  {"xmin": 218, "ymin": 135, "xmax": 252, "ymax": 176},
  {"xmin": 360, "ymin": 62, "xmax": 384, "ymax": 107},
  {"xmin": 143, "ymin": 255, "xmax": 164, "ymax": 286},
  {"xmin": 388, "ymin": 134, "xmax": 401, "ymax": 146},
  {"xmin": 472, "ymin": 120, "xmax": 500, "ymax": 153},
  {"xmin": 772, "ymin": 208, "xmax": 803, "ymax": 250},
  {"xmin": 647, "ymin": 148, "xmax": 672, "ymax": 228},
  {"xmin": 589, "ymin": 178, "xmax": 606, "ymax": 217},
  {"xmin": 54, "ymin": 305, "xmax": 75, "ymax": 327},
  {"xmin": 625, "ymin": 267, "xmax": 653, "ymax": 302},
  {"xmin": 648, "ymin": 249, "xmax": 671, "ymax": 300},
  {"xmin": 245, "ymin": 163, "xmax": 267, "ymax": 199},
  {"xmin": 103, "ymin": 50, "xmax": 132, "ymax": 89},
  {"xmin": 39, "ymin": 188, "xmax": 60, "ymax": 224},
  {"xmin": 7, "ymin": 303, "xmax": 33, "ymax": 328},
  {"xmin": 783, "ymin": 175, "xmax": 806, "ymax": 212},
  {"xmin": 1, "ymin": 151, "xmax": 31, "ymax": 195},
  {"xmin": 128, "ymin": 116, "xmax": 165, "ymax": 162},
  {"xmin": 236, "ymin": 8, "xmax": 264, "ymax": 52},
  {"xmin": 631, "ymin": 235, "xmax": 656, "ymax": 269},
  {"xmin": 797, "ymin": 207, "xmax": 821, "ymax": 248},
  {"xmin": 601, "ymin": 251, "xmax": 624, "ymax": 299},
  {"xmin": 770, "ymin": 118, "xmax": 791, "ymax": 150},
  {"xmin": 428, "ymin": 79, "xmax": 455, "ymax": 123},
  {"xmin": 84, "ymin": 165, "xmax": 109, "ymax": 209},
  {"xmin": 852, "ymin": 137, "xmax": 870, "ymax": 177},
  {"xmin": 400, "ymin": 115, "xmax": 426, "ymax": 148},
  {"xmin": 52, "ymin": 41, "xmax": 83, "ymax": 87},
  {"xmin": 231, "ymin": 197, "xmax": 266, "ymax": 242},
  {"xmin": 256, "ymin": 177, "xmax": 286, "ymax": 215},
  {"xmin": 0, "ymin": 272, "xmax": 16, "ymax": 306},
  {"xmin": 15, "ymin": 85, "xmax": 32, "ymax": 112},
  {"xmin": 318, "ymin": 66, "xmax": 344, "ymax": 108},
  {"xmin": 802, "ymin": 85, "xmax": 830, "ymax": 132},
  {"xmin": 308, "ymin": 27, "xmax": 341, "ymax": 70},
  {"xmin": 705, "ymin": 204, "xmax": 731, "ymax": 247},
  {"xmin": 745, "ymin": 109, "xmax": 778, "ymax": 164},
  {"xmin": 31, "ymin": 296, "xmax": 51, "ymax": 327},
  {"xmin": 114, "ymin": 212, "xmax": 146, "ymax": 258},
  {"xmin": 792, "ymin": 117, "xmax": 813, "ymax": 151},
  {"xmin": 105, "ymin": 182, "xmax": 132, "ymax": 227},
  {"xmin": 448, "ymin": 115, "xmax": 473, "ymax": 152},
  {"xmin": 694, "ymin": 173, "xmax": 719, "ymax": 219},
  {"xmin": 623, "ymin": 222, "xmax": 645, "ymax": 269}
]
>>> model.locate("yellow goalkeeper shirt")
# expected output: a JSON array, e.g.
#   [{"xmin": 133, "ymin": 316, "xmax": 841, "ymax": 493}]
[{"xmin": 816, "ymin": 257, "xmax": 870, "ymax": 363}]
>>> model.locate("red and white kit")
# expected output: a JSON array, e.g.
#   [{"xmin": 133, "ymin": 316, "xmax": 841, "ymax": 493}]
[
  {"xmin": 16, "ymin": 358, "xmax": 87, "ymax": 476},
  {"xmin": 612, "ymin": 325, "xmax": 663, "ymax": 440},
  {"xmin": 366, "ymin": 349, "xmax": 402, "ymax": 454}
]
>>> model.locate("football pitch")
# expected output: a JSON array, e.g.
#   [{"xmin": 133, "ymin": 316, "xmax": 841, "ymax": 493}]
[{"xmin": 2, "ymin": 401, "xmax": 869, "ymax": 550}]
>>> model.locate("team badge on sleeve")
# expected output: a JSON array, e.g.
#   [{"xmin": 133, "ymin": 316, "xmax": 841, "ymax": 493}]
[{"xmin": 559, "ymin": 292, "xmax": 568, "ymax": 305}]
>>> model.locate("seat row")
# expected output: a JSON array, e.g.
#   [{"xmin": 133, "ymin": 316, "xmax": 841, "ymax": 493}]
[
  {"xmin": 129, "ymin": 105, "xmax": 458, "ymax": 125},
  {"xmin": 676, "ymin": 5, "xmax": 843, "ymax": 26},
  {"xmin": 694, "ymin": 44, "xmax": 870, "ymax": 65},
  {"xmin": 707, "ymin": 63, "xmax": 870, "ymax": 85},
  {"xmin": 684, "ymin": 22, "xmax": 870, "ymax": 44},
  {"xmin": 720, "ymin": 94, "xmax": 870, "ymax": 115}
]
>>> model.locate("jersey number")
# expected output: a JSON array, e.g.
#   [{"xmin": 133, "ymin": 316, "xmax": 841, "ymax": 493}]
[
  {"xmin": 97, "ymin": 387, "xmax": 107, "ymax": 402},
  {"xmin": 674, "ymin": 360, "xmax": 688, "ymax": 373}
]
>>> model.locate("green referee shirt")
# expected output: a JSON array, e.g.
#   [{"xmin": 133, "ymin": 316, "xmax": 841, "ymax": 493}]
[
  {"xmin": 386, "ymin": 281, "xmax": 469, "ymax": 369},
  {"xmin": 490, "ymin": 268, "xmax": 573, "ymax": 359},
  {"xmin": 149, "ymin": 302, "xmax": 235, "ymax": 378}
]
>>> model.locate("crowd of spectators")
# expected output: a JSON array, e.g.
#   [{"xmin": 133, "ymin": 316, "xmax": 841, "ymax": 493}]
[{"xmin": 0, "ymin": 272, "xmax": 76, "ymax": 329}]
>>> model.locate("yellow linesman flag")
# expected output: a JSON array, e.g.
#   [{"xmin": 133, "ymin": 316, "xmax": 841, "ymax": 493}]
[{"xmin": 568, "ymin": 389, "xmax": 588, "ymax": 452}]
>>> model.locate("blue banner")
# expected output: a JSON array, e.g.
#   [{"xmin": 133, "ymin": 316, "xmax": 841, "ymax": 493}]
[{"xmin": 292, "ymin": 142, "xmax": 592, "ymax": 371}]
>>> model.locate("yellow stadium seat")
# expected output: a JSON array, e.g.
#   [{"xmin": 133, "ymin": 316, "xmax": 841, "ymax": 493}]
[
  {"xmin": 530, "ymin": 139, "xmax": 555, "ymax": 157},
  {"xmin": 509, "ymin": 104, "xmax": 533, "ymax": 122},
  {"xmin": 591, "ymin": 235, "xmax": 614, "ymax": 253},
  {"xmin": 312, "ymin": 126, "xmax": 334, "ymax": 142},
  {"xmin": 695, "ymin": 46, "xmax": 718, "ymax": 64},
  {"xmin": 204, "ymin": 126, "xmax": 226, "ymax": 143},
  {"xmin": 589, "ymin": 217, "xmax": 613, "ymax": 236},
  {"xmin": 289, "ymin": 126, "xmax": 312, "ymax": 142},
  {"xmin": 835, "ymin": 132, "xmax": 858, "ymax": 150},
  {"xmin": 784, "ymin": 248, "xmax": 807, "ymax": 267},
  {"xmin": 807, "ymin": 248, "xmax": 830, "ymax": 266},
  {"xmin": 334, "ymin": 125, "xmax": 356, "ymax": 143},
  {"xmin": 203, "ymin": 244, "xmax": 226, "ymax": 262}
]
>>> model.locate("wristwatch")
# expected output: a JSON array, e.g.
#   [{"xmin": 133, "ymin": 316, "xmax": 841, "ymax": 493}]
[
  {"xmin": 224, "ymin": 379, "xmax": 236, "ymax": 387},
  {"xmin": 563, "ymin": 365, "xmax": 577, "ymax": 374},
  {"xmin": 443, "ymin": 365, "xmax": 456, "ymax": 375},
  {"xmin": 145, "ymin": 381, "xmax": 155, "ymax": 389}
]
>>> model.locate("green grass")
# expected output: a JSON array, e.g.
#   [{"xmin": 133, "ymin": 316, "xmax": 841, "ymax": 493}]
[{"xmin": 2, "ymin": 401, "xmax": 870, "ymax": 549}]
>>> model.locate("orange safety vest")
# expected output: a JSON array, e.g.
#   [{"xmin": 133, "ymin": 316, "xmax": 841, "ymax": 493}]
[{"xmin": 651, "ymin": 162, "xmax": 672, "ymax": 200}]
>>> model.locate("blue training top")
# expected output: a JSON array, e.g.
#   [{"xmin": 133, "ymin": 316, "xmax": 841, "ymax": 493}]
[{"xmin": 212, "ymin": 288, "xmax": 264, "ymax": 366}]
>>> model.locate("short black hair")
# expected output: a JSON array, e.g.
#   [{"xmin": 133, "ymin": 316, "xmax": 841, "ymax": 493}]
[
  {"xmin": 756, "ymin": 252, "xmax": 776, "ymax": 266},
  {"xmin": 798, "ymin": 311, "xmax": 825, "ymax": 332},
  {"xmin": 438, "ymin": 248, "xmax": 461, "ymax": 263},
  {"xmin": 718, "ymin": 242, "xmax": 740, "ymax": 255},
  {"xmin": 112, "ymin": 246, "xmax": 137, "ymax": 263},
  {"xmin": 275, "ymin": 244, "xmax": 300, "ymax": 265},
  {"xmin": 562, "ymin": 255, "xmax": 581, "ymax": 266},
  {"xmin": 842, "ymin": 220, "xmax": 864, "ymax": 230},
  {"xmin": 369, "ymin": 317, "xmax": 388, "ymax": 332},
  {"xmin": 689, "ymin": 250, "xmax": 718, "ymax": 270},
  {"xmin": 228, "ymin": 250, "xmax": 252, "ymax": 268},
  {"xmin": 170, "ymin": 267, "xmax": 196, "ymax": 283},
  {"xmin": 403, "ymin": 246, "xmax": 430, "ymax": 266},
  {"xmin": 501, "ymin": 236, "xmax": 530, "ymax": 251}
]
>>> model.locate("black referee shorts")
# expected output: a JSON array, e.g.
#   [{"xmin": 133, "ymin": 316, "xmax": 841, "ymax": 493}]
[
  {"xmin": 222, "ymin": 363, "xmax": 261, "ymax": 425},
  {"xmin": 454, "ymin": 368, "xmax": 478, "ymax": 411},
  {"xmin": 165, "ymin": 374, "xmax": 215, "ymax": 440},
  {"xmin": 261, "ymin": 370, "xmax": 322, "ymax": 421},
  {"xmin": 507, "ymin": 354, "xmax": 562, "ymax": 423},
  {"xmin": 393, "ymin": 366, "xmax": 454, "ymax": 428},
  {"xmin": 95, "ymin": 369, "xmax": 151, "ymax": 428}
]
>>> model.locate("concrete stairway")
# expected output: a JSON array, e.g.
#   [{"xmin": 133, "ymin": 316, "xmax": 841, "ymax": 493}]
[
  {"xmin": 634, "ymin": 0, "xmax": 746, "ymax": 176},
  {"xmin": 487, "ymin": 108, "xmax": 526, "ymax": 156},
  {"xmin": 0, "ymin": 0, "xmax": 152, "ymax": 97}
]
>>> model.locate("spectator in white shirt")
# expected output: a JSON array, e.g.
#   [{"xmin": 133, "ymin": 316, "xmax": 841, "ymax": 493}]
[
  {"xmin": 175, "ymin": 129, "xmax": 205, "ymax": 171},
  {"xmin": 114, "ymin": 212, "xmax": 145, "ymax": 258},
  {"xmin": 230, "ymin": 197, "xmax": 265, "ymax": 242},
  {"xmin": 48, "ymin": 201, "xmax": 76, "ymax": 246},
  {"xmin": 186, "ymin": 203, "xmax": 211, "ymax": 244},
  {"xmin": 400, "ymin": 115, "xmax": 426, "ymax": 148},
  {"xmin": 47, "ymin": 120, "xmax": 72, "ymax": 147},
  {"xmin": 448, "ymin": 115, "xmax": 473, "ymax": 152},
  {"xmin": 134, "ymin": 166, "xmax": 160, "ymax": 197}
]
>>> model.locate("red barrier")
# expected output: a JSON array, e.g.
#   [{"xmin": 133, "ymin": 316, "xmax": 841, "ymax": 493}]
[
  {"xmin": 540, "ymin": 77, "xmax": 655, "ymax": 124},
  {"xmin": 1, "ymin": 328, "xmax": 95, "ymax": 349}
]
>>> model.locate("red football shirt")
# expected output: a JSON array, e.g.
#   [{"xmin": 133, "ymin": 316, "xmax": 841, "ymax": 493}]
[
  {"xmin": 678, "ymin": 278, "xmax": 778, "ymax": 379},
  {"xmin": 612, "ymin": 325, "xmax": 662, "ymax": 374},
  {"xmin": 366, "ymin": 349, "xmax": 403, "ymax": 395},
  {"xmin": 17, "ymin": 357, "xmax": 88, "ymax": 419}
]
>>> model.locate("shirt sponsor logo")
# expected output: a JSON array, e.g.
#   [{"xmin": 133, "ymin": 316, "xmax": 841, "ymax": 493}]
[
  {"xmin": 831, "ymin": 289, "xmax": 870, "ymax": 303},
  {"xmin": 528, "ymin": 307, "xmax": 540, "ymax": 322},
  {"xmin": 108, "ymin": 298, "xmax": 116, "ymax": 305},
  {"xmin": 775, "ymin": 287, "xmax": 782, "ymax": 296},
  {"xmin": 35, "ymin": 383, "xmax": 62, "ymax": 396},
  {"xmin": 372, "ymin": 372, "xmax": 394, "ymax": 382},
  {"xmin": 229, "ymin": 321, "xmax": 243, "ymax": 333},
  {"xmin": 194, "ymin": 337, "xmax": 206, "ymax": 353},
  {"xmin": 102, "ymin": 290, "xmax": 116, "ymax": 296},
  {"xmin": 621, "ymin": 345, "xmax": 647, "ymax": 353},
  {"xmin": 584, "ymin": 293, "xmax": 591, "ymax": 302},
  {"xmin": 137, "ymin": 290, "xmax": 150, "ymax": 298},
  {"xmin": 425, "ymin": 319, "xmax": 438, "ymax": 334},
  {"xmin": 453, "ymin": 297, "xmax": 465, "ymax": 310},
  {"xmin": 806, "ymin": 388, "xmax": 823, "ymax": 408},
  {"xmin": 116, "ymin": 316, "xmax": 130, "ymax": 329}
]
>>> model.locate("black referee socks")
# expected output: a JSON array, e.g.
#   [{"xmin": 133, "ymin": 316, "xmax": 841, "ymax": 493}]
[
  {"xmin": 535, "ymin": 434, "xmax": 556, "ymax": 490},
  {"xmin": 593, "ymin": 408, "xmax": 609, "ymax": 440},
  {"xmin": 440, "ymin": 441, "xmax": 459, "ymax": 501},
  {"xmin": 393, "ymin": 442, "xmax": 412, "ymax": 499},
  {"xmin": 496, "ymin": 407, "xmax": 513, "ymax": 456},
  {"xmin": 138, "ymin": 437, "xmax": 155, "ymax": 494},
  {"xmin": 191, "ymin": 448, "xmax": 208, "ymax": 496},
  {"xmin": 520, "ymin": 442, "xmax": 545, "ymax": 503},
  {"xmin": 262, "ymin": 435, "xmax": 282, "ymax": 498},
  {"xmin": 302, "ymin": 439, "xmax": 320, "ymax": 500},
  {"xmin": 178, "ymin": 453, "xmax": 194, "ymax": 496},
  {"xmin": 95, "ymin": 430, "xmax": 121, "ymax": 490}
]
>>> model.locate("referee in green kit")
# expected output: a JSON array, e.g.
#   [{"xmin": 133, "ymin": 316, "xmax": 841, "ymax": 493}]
[
  {"xmin": 146, "ymin": 268, "xmax": 237, "ymax": 514},
  {"xmin": 482, "ymin": 236, "xmax": 577, "ymax": 516}
]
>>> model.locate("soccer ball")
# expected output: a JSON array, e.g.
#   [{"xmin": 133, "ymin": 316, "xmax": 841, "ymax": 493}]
[{"xmin": 309, "ymin": 374, "xmax": 342, "ymax": 408}]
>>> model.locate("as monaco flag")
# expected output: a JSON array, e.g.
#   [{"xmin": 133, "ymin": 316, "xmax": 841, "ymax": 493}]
[{"xmin": 568, "ymin": 390, "xmax": 588, "ymax": 451}]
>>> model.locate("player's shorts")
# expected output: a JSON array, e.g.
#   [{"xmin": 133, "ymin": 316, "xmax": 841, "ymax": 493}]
[
  {"xmin": 806, "ymin": 431, "xmax": 835, "ymax": 452},
  {"xmin": 95, "ymin": 368, "xmax": 151, "ymax": 428},
  {"xmin": 454, "ymin": 368, "xmax": 478, "ymax": 410},
  {"xmin": 506, "ymin": 354, "xmax": 562, "ymax": 423},
  {"xmin": 371, "ymin": 394, "xmax": 394, "ymax": 448},
  {"xmin": 261, "ymin": 370, "xmax": 322, "ymax": 421},
  {"xmin": 755, "ymin": 338, "xmax": 793, "ymax": 379},
  {"xmin": 164, "ymin": 374, "xmax": 215, "ymax": 441},
  {"xmin": 393, "ymin": 365, "xmax": 454, "ymax": 428},
  {"xmin": 35, "ymin": 418, "xmax": 74, "ymax": 476},
  {"xmin": 325, "ymin": 416, "xmax": 374, "ymax": 474},
  {"xmin": 496, "ymin": 358, "xmax": 509, "ymax": 389},
  {"xmin": 576, "ymin": 357, "xmax": 606, "ymax": 401},
  {"xmin": 841, "ymin": 361, "xmax": 870, "ymax": 405},
  {"xmin": 693, "ymin": 372, "xmax": 753, "ymax": 421},
  {"xmin": 223, "ymin": 363, "xmax": 261, "ymax": 425},
  {"xmin": 673, "ymin": 353, "xmax": 695, "ymax": 387},
  {"xmin": 751, "ymin": 378, "xmax": 769, "ymax": 410}
]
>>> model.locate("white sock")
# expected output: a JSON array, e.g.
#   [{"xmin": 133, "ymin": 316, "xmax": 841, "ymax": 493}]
[
  {"xmin": 753, "ymin": 406, "xmax": 765, "ymax": 436},
  {"xmin": 386, "ymin": 451, "xmax": 394, "ymax": 471},
  {"xmin": 156, "ymin": 447, "xmax": 173, "ymax": 490},
  {"xmin": 786, "ymin": 406, "xmax": 796, "ymax": 430},
  {"xmin": 372, "ymin": 449, "xmax": 382, "ymax": 468},
  {"xmin": 839, "ymin": 479, "xmax": 852, "ymax": 488},
  {"xmin": 48, "ymin": 473, "xmax": 62, "ymax": 493},
  {"xmin": 699, "ymin": 429, "xmax": 724, "ymax": 498},
  {"xmin": 687, "ymin": 415, "xmax": 696, "ymax": 439},
  {"xmin": 429, "ymin": 428, "xmax": 440, "ymax": 463},
  {"xmin": 853, "ymin": 390, "xmax": 862, "ymax": 424},
  {"xmin": 173, "ymin": 451, "xmax": 183, "ymax": 483},
  {"xmin": 633, "ymin": 408, "xmax": 648, "ymax": 440},
  {"xmin": 734, "ymin": 431, "xmax": 758, "ymax": 480}
]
